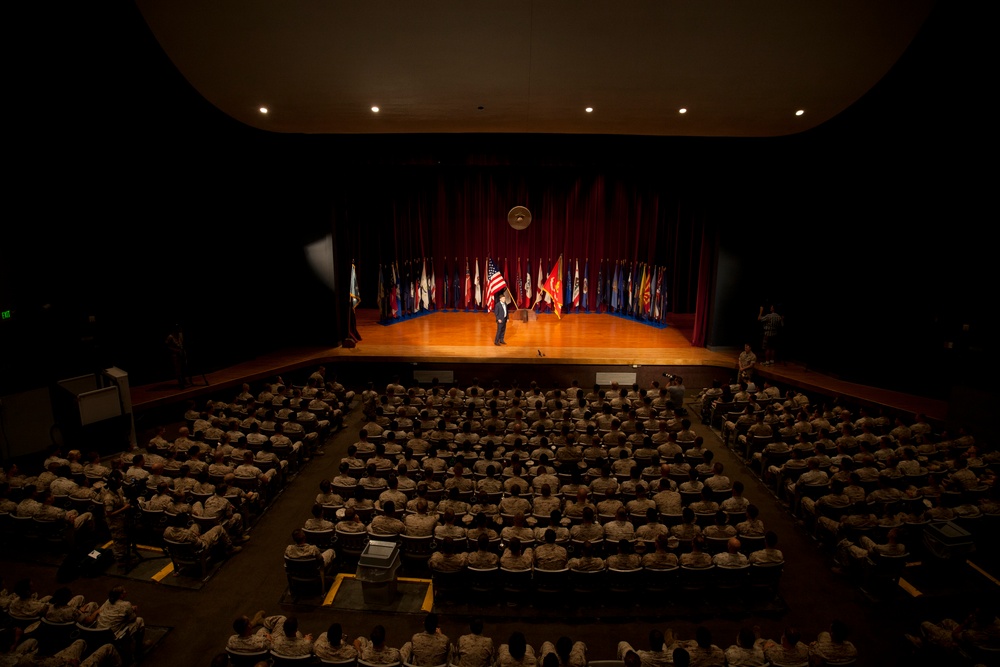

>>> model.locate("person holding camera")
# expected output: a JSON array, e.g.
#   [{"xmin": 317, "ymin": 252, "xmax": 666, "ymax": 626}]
[
  {"xmin": 100, "ymin": 473, "xmax": 133, "ymax": 567},
  {"xmin": 664, "ymin": 375, "xmax": 686, "ymax": 412}
]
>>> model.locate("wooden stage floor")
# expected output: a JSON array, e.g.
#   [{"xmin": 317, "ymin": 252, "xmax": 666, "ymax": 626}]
[
  {"xmin": 130, "ymin": 309, "xmax": 948, "ymax": 421},
  {"xmin": 347, "ymin": 310, "xmax": 725, "ymax": 366}
]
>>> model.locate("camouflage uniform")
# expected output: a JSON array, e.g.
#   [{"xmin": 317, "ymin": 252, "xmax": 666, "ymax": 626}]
[
  {"xmin": 101, "ymin": 487, "xmax": 130, "ymax": 561},
  {"xmin": 428, "ymin": 551, "xmax": 467, "ymax": 573},
  {"xmin": 401, "ymin": 630, "xmax": 451, "ymax": 666},
  {"xmin": 455, "ymin": 633, "xmax": 495, "ymax": 667},
  {"xmin": 500, "ymin": 548, "xmax": 534, "ymax": 570},
  {"xmin": 533, "ymin": 543, "xmax": 568, "ymax": 570},
  {"xmin": 369, "ymin": 514, "xmax": 405, "ymax": 537},
  {"xmin": 641, "ymin": 551, "xmax": 678, "ymax": 569},
  {"xmin": 14, "ymin": 638, "xmax": 120, "ymax": 667},
  {"xmin": 606, "ymin": 553, "xmax": 641, "ymax": 570},
  {"xmin": 467, "ymin": 550, "xmax": 499, "ymax": 569},
  {"xmin": 498, "ymin": 644, "xmax": 538, "ymax": 667},
  {"xmin": 164, "ymin": 523, "xmax": 232, "ymax": 551},
  {"xmin": 404, "ymin": 513, "xmax": 439, "ymax": 537},
  {"xmin": 567, "ymin": 555, "xmax": 605, "ymax": 571},
  {"xmin": 285, "ymin": 542, "xmax": 334, "ymax": 567},
  {"xmin": 603, "ymin": 520, "xmax": 635, "ymax": 542},
  {"xmin": 539, "ymin": 640, "xmax": 587, "ymax": 667},
  {"xmin": 196, "ymin": 494, "xmax": 243, "ymax": 535},
  {"xmin": 356, "ymin": 638, "xmax": 401, "ymax": 664},
  {"xmin": 314, "ymin": 634, "xmax": 358, "ymax": 662},
  {"xmin": 679, "ymin": 551, "xmax": 712, "ymax": 568}
]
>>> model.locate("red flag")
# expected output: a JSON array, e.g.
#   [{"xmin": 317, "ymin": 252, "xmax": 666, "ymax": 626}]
[
  {"xmin": 641, "ymin": 263, "xmax": 652, "ymax": 314},
  {"xmin": 524, "ymin": 259, "xmax": 533, "ymax": 308},
  {"xmin": 464, "ymin": 259, "xmax": 472, "ymax": 309},
  {"xmin": 540, "ymin": 256, "xmax": 564, "ymax": 319},
  {"xmin": 389, "ymin": 263, "xmax": 399, "ymax": 317}
]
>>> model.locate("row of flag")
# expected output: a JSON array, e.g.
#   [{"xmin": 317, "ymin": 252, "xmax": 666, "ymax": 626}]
[{"xmin": 373, "ymin": 257, "xmax": 667, "ymax": 322}]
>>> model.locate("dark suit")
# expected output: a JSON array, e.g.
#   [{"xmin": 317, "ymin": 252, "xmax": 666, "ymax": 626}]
[{"xmin": 494, "ymin": 300, "xmax": 508, "ymax": 345}]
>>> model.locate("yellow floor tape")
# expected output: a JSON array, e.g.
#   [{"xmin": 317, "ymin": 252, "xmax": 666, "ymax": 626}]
[
  {"xmin": 967, "ymin": 560, "xmax": 1000, "ymax": 587},
  {"xmin": 99, "ymin": 540, "xmax": 164, "ymax": 554},
  {"xmin": 323, "ymin": 574, "xmax": 353, "ymax": 606},
  {"xmin": 321, "ymin": 575, "xmax": 433, "ymax": 609},
  {"xmin": 420, "ymin": 583, "xmax": 434, "ymax": 611},
  {"xmin": 897, "ymin": 577, "xmax": 922, "ymax": 598},
  {"xmin": 98, "ymin": 540, "xmax": 169, "ymax": 581},
  {"xmin": 151, "ymin": 563, "xmax": 175, "ymax": 582}
]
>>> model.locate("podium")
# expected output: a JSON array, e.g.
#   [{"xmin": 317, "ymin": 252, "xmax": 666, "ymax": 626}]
[
  {"xmin": 517, "ymin": 309, "xmax": 537, "ymax": 322},
  {"xmin": 357, "ymin": 540, "xmax": 401, "ymax": 604}
]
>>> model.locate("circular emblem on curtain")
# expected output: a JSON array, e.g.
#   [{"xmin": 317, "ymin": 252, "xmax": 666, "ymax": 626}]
[{"xmin": 507, "ymin": 206, "xmax": 532, "ymax": 230}]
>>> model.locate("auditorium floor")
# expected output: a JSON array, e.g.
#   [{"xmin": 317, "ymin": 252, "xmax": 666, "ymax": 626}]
[{"xmin": 3, "ymin": 396, "xmax": 989, "ymax": 667}]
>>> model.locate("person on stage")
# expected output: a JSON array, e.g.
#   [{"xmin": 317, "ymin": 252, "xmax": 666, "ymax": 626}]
[
  {"xmin": 494, "ymin": 293, "xmax": 510, "ymax": 346},
  {"xmin": 166, "ymin": 324, "xmax": 187, "ymax": 388}
]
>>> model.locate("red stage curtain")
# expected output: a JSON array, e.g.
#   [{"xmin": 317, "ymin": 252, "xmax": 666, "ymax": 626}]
[{"xmin": 334, "ymin": 167, "xmax": 713, "ymax": 336}]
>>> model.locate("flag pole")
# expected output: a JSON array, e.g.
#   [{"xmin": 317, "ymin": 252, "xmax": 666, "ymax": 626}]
[{"xmin": 504, "ymin": 286, "xmax": 518, "ymax": 311}]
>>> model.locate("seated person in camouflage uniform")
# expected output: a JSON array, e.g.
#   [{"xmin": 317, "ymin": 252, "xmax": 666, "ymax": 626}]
[
  {"xmin": 567, "ymin": 541, "xmax": 605, "ymax": 572},
  {"xmin": 533, "ymin": 529, "xmax": 569, "ymax": 571},
  {"xmin": 284, "ymin": 528, "xmax": 334, "ymax": 568},
  {"xmin": 606, "ymin": 539, "xmax": 641, "ymax": 570},
  {"xmin": 641, "ymin": 535, "xmax": 679, "ymax": 570},
  {"xmin": 303, "ymin": 503, "xmax": 334, "ymax": 531},
  {"xmin": 163, "ymin": 511, "xmax": 240, "ymax": 558},
  {"xmin": 404, "ymin": 499, "xmax": 439, "ymax": 537},
  {"xmin": 454, "ymin": 618, "xmax": 496, "ymax": 667},
  {"xmin": 539, "ymin": 636, "xmax": 587, "ymax": 667},
  {"xmin": 500, "ymin": 538, "xmax": 533, "ymax": 571},
  {"xmin": 369, "ymin": 501, "xmax": 405, "ymax": 537},
  {"xmin": 335, "ymin": 507, "xmax": 367, "ymax": 534},
  {"xmin": 401, "ymin": 612, "xmax": 450, "ymax": 666},
  {"xmin": 711, "ymin": 537, "xmax": 748, "ymax": 568},
  {"xmin": 354, "ymin": 624, "xmax": 402, "ymax": 665},
  {"xmin": 617, "ymin": 629, "xmax": 673, "ymax": 667},
  {"xmin": 428, "ymin": 537, "xmax": 468, "ymax": 573},
  {"xmin": 467, "ymin": 535, "xmax": 500, "ymax": 569},
  {"xmin": 679, "ymin": 536, "xmax": 712, "ymax": 568},
  {"xmin": 315, "ymin": 622, "xmax": 358, "ymax": 662}
]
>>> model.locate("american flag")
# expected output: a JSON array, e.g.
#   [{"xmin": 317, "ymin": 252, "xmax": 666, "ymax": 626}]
[{"xmin": 485, "ymin": 257, "xmax": 509, "ymax": 311}]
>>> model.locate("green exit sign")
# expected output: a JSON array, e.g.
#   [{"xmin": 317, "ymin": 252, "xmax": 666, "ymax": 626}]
[{"xmin": 1, "ymin": 310, "xmax": 10, "ymax": 320}]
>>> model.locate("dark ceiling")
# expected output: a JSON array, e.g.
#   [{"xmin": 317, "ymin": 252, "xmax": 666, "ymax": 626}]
[{"xmin": 136, "ymin": 0, "xmax": 933, "ymax": 137}]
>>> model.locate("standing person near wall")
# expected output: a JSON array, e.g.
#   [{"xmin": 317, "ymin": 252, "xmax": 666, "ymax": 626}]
[{"xmin": 758, "ymin": 305, "xmax": 784, "ymax": 366}]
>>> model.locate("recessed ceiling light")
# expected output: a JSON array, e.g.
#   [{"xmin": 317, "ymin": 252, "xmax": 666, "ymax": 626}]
[
  {"xmin": 795, "ymin": 109, "xmax": 805, "ymax": 116},
  {"xmin": 678, "ymin": 108, "xmax": 687, "ymax": 114},
  {"xmin": 371, "ymin": 106, "xmax": 380, "ymax": 113},
  {"xmin": 585, "ymin": 107, "xmax": 594, "ymax": 113},
  {"xmin": 259, "ymin": 107, "xmax": 268, "ymax": 114}
]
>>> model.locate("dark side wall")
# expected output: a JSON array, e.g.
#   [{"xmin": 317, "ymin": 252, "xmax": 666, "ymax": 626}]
[
  {"xmin": 1, "ymin": 2, "xmax": 992, "ymax": 406},
  {"xmin": 706, "ymin": 1, "xmax": 994, "ymax": 400}
]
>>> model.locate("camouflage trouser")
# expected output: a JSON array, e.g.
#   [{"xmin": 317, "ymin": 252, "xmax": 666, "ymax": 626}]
[
  {"xmin": 200, "ymin": 524, "xmax": 232, "ymax": 550},
  {"xmin": 109, "ymin": 517, "xmax": 129, "ymax": 560},
  {"xmin": 19, "ymin": 638, "xmax": 122, "ymax": 667},
  {"xmin": 921, "ymin": 619, "xmax": 960, "ymax": 649}
]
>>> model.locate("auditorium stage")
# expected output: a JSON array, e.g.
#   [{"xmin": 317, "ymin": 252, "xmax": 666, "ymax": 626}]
[
  {"xmin": 349, "ymin": 310, "xmax": 721, "ymax": 366},
  {"xmin": 130, "ymin": 309, "xmax": 948, "ymax": 421}
]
